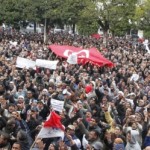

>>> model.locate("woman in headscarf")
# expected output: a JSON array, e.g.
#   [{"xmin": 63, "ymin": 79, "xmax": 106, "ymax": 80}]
[{"xmin": 125, "ymin": 130, "xmax": 141, "ymax": 150}]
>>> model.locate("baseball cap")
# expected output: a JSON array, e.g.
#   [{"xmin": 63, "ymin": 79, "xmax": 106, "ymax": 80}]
[{"xmin": 67, "ymin": 125, "xmax": 75, "ymax": 131}]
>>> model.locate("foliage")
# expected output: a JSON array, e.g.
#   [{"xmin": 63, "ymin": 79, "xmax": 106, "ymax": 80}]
[
  {"xmin": 75, "ymin": 0, "xmax": 138, "ymax": 36},
  {"xmin": 134, "ymin": 0, "xmax": 150, "ymax": 31},
  {"xmin": 0, "ymin": 0, "xmax": 25, "ymax": 25},
  {"xmin": 77, "ymin": 20, "xmax": 99, "ymax": 36},
  {"xmin": 144, "ymin": 30, "xmax": 150, "ymax": 38},
  {"xmin": 0, "ymin": 0, "xmax": 140, "ymax": 36},
  {"xmin": 75, "ymin": 0, "xmax": 98, "ymax": 35},
  {"xmin": 61, "ymin": 0, "xmax": 86, "ymax": 23},
  {"xmin": 95, "ymin": 0, "xmax": 138, "ymax": 35}
]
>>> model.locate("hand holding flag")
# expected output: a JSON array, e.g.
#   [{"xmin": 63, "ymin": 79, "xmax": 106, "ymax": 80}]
[{"xmin": 37, "ymin": 111, "xmax": 65, "ymax": 139}]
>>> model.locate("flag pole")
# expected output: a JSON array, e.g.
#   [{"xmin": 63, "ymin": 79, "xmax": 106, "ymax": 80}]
[
  {"xmin": 30, "ymin": 137, "xmax": 37, "ymax": 150},
  {"xmin": 30, "ymin": 110, "xmax": 52, "ymax": 150},
  {"xmin": 30, "ymin": 124, "xmax": 44, "ymax": 150}
]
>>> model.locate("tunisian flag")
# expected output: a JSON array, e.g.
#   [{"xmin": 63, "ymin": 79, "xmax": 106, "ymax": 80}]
[
  {"xmin": 37, "ymin": 111, "xmax": 65, "ymax": 139},
  {"xmin": 49, "ymin": 45, "xmax": 114, "ymax": 67}
]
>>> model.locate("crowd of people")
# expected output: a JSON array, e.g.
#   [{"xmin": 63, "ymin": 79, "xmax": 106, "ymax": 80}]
[{"xmin": 0, "ymin": 31, "xmax": 149, "ymax": 150}]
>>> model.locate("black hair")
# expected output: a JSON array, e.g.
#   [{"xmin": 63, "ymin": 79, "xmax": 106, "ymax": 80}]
[
  {"xmin": 13, "ymin": 141, "xmax": 21, "ymax": 146},
  {"xmin": 91, "ymin": 130, "xmax": 99, "ymax": 138},
  {"xmin": 17, "ymin": 130, "xmax": 28, "ymax": 141},
  {"xmin": 0, "ymin": 131, "xmax": 10, "ymax": 141},
  {"xmin": 92, "ymin": 117, "xmax": 100, "ymax": 124}
]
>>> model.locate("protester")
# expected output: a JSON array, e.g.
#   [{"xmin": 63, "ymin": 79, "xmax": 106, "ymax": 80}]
[
  {"xmin": 11, "ymin": 142, "xmax": 22, "ymax": 150},
  {"xmin": 0, "ymin": 131, "xmax": 11, "ymax": 150}
]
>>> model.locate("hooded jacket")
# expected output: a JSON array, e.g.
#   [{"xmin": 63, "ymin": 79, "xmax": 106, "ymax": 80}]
[{"xmin": 125, "ymin": 130, "xmax": 141, "ymax": 150}]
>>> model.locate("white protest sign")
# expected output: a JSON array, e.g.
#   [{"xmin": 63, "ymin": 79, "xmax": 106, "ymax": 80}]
[
  {"xmin": 130, "ymin": 74, "xmax": 139, "ymax": 82},
  {"xmin": 51, "ymin": 99, "xmax": 64, "ymax": 112},
  {"xmin": 68, "ymin": 106, "xmax": 74, "ymax": 118},
  {"xmin": 138, "ymin": 30, "xmax": 143, "ymax": 38},
  {"xmin": 37, "ymin": 127, "xmax": 64, "ymax": 139},
  {"xmin": 10, "ymin": 41, "xmax": 17, "ymax": 47},
  {"xmin": 36, "ymin": 59, "xmax": 58, "ymax": 70},
  {"xmin": 143, "ymin": 39, "xmax": 150, "ymax": 54},
  {"xmin": 16, "ymin": 57, "xmax": 36, "ymax": 69},
  {"xmin": 67, "ymin": 53, "xmax": 78, "ymax": 64},
  {"xmin": 82, "ymin": 134, "xmax": 89, "ymax": 149}
]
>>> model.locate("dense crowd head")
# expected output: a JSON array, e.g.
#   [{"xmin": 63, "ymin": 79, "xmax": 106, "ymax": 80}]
[{"xmin": 0, "ymin": 32, "xmax": 149, "ymax": 150}]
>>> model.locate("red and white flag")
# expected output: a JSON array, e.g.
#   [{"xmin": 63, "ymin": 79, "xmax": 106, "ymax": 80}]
[
  {"xmin": 37, "ymin": 111, "xmax": 65, "ymax": 139},
  {"xmin": 49, "ymin": 45, "xmax": 114, "ymax": 67}
]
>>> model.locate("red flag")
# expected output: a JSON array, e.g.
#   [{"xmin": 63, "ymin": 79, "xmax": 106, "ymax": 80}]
[
  {"xmin": 44, "ymin": 111, "xmax": 65, "ymax": 131},
  {"xmin": 85, "ymin": 85, "xmax": 93, "ymax": 94},
  {"xmin": 49, "ymin": 45, "xmax": 114, "ymax": 68},
  {"xmin": 91, "ymin": 33, "xmax": 101, "ymax": 39}
]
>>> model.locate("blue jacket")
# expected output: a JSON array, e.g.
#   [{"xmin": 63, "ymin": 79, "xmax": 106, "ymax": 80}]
[{"xmin": 144, "ymin": 136, "xmax": 150, "ymax": 147}]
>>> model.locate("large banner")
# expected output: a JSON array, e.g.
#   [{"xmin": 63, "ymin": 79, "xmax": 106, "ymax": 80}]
[
  {"xmin": 36, "ymin": 59, "xmax": 58, "ymax": 70},
  {"xmin": 49, "ymin": 45, "xmax": 114, "ymax": 67},
  {"xmin": 16, "ymin": 57, "xmax": 36, "ymax": 69},
  {"xmin": 16, "ymin": 57, "xmax": 58, "ymax": 70}
]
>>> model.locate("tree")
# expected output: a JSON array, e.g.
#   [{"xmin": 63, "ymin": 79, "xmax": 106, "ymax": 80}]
[
  {"xmin": 60, "ymin": 0, "xmax": 86, "ymax": 33},
  {"xmin": 134, "ymin": 0, "xmax": 150, "ymax": 37},
  {"xmin": 0, "ymin": 0, "xmax": 25, "ymax": 27},
  {"xmin": 77, "ymin": 0, "xmax": 99, "ymax": 35},
  {"xmin": 0, "ymin": 0, "xmax": 64, "ymax": 31},
  {"xmin": 97, "ymin": 0, "xmax": 138, "ymax": 36},
  {"xmin": 77, "ymin": 20, "xmax": 99, "ymax": 36}
]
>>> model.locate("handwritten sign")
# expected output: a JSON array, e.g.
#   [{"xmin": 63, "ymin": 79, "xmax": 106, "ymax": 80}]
[{"xmin": 51, "ymin": 99, "xmax": 64, "ymax": 112}]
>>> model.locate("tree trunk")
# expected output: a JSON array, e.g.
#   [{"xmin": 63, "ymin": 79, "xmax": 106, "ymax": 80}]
[
  {"xmin": 103, "ymin": 29, "xmax": 108, "ymax": 47},
  {"xmin": 44, "ymin": 18, "xmax": 47, "ymax": 44},
  {"xmin": 72, "ymin": 23, "xmax": 75, "ymax": 34},
  {"xmin": 34, "ymin": 22, "xmax": 36, "ymax": 33},
  {"xmin": 112, "ymin": 30, "xmax": 115, "ymax": 40}
]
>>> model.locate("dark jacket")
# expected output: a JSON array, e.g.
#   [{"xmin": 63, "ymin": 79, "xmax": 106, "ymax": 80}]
[{"xmin": 144, "ymin": 136, "xmax": 150, "ymax": 148}]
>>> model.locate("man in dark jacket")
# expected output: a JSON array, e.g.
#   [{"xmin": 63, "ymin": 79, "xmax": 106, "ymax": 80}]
[{"xmin": 37, "ymin": 101, "xmax": 49, "ymax": 120}]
